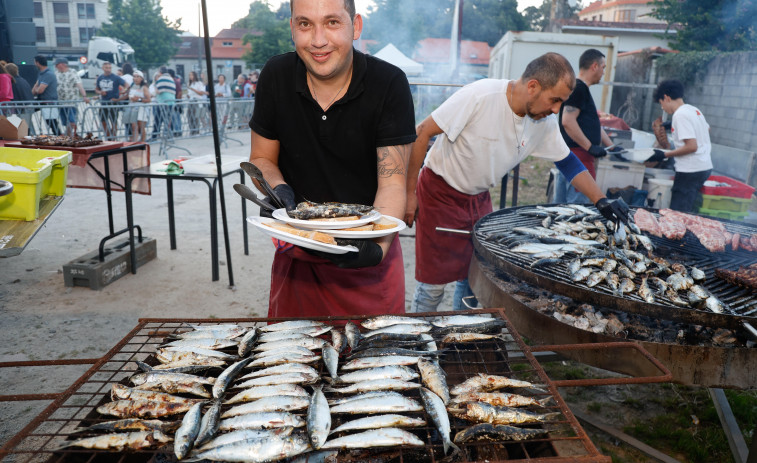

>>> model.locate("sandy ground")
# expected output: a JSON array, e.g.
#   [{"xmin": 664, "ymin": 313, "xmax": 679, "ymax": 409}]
[{"xmin": 0, "ymin": 135, "xmax": 455, "ymax": 450}]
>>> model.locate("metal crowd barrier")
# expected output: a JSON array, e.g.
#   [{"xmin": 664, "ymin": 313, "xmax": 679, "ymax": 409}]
[{"xmin": 0, "ymin": 98, "xmax": 255, "ymax": 158}]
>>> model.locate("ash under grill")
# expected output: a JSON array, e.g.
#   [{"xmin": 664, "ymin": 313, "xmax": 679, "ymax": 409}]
[
  {"xmin": 2, "ymin": 314, "xmax": 664, "ymax": 463},
  {"xmin": 473, "ymin": 206, "xmax": 757, "ymax": 332}
]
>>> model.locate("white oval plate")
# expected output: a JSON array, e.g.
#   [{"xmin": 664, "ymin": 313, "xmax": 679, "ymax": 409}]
[
  {"xmin": 248, "ymin": 217, "xmax": 358, "ymax": 254},
  {"xmin": 272, "ymin": 208, "xmax": 381, "ymax": 230},
  {"xmin": 318, "ymin": 215, "xmax": 406, "ymax": 238}
]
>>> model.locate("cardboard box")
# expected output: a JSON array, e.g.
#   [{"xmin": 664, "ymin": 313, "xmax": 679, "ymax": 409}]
[{"xmin": 0, "ymin": 115, "xmax": 29, "ymax": 139}]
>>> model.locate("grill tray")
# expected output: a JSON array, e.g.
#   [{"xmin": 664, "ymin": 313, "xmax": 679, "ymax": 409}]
[
  {"xmin": 473, "ymin": 205, "xmax": 757, "ymax": 332},
  {"xmin": 0, "ymin": 313, "xmax": 670, "ymax": 463}
]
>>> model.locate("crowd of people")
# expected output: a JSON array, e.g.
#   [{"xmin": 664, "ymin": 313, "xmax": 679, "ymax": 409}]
[{"xmin": 0, "ymin": 55, "xmax": 259, "ymax": 141}]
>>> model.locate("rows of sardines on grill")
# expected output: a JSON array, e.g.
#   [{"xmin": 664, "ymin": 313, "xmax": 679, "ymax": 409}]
[
  {"xmin": 482, "ymin": 205, "xmax": 728, "ymax": 314},
  {"xmin": 61, "ymin": 315, "xmax": 559, "ymax": 461}
]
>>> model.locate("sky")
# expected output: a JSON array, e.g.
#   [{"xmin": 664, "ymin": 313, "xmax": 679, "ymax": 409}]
[{"xmin": 160, "ymin": 0, "xmax": 544, "ymax": 37}]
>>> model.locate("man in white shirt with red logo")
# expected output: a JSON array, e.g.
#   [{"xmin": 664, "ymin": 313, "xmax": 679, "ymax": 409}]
[{"xmin": 646, "ymin": 79, "xmax": 713, "ymax": 212}]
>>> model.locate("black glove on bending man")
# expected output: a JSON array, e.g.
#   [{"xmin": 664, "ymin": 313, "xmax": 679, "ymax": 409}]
[
  {"xmin": 645, "ymin": 149, "xmax": 666, "ymax": 164},
  {"xmin": 308, "ymin": 239, "xmax": 383, "ymax": 269},
  {"xmin": 587, "ymin": 145, "xmax": 608, "ymax": 158},
  {"xmin": 595, "ymin": 197, "xmax": 630, "ymax": 224}
]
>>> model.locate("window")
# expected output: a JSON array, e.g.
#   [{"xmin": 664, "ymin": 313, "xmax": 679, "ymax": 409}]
[
  {"xmin": 36, "ymin": 27, "xmax": 46, "ymax": 43},
  {"xmin": 180, "ymin": 41, "xmax": 192, "ymax": 48},
  {"xmin": 33, "ymin": 2, "xmax": 43, "ymax": 18},
  {"xmin": 176, "ymin": 64, "xmax": 185, "ymax": 80},
  {"xmin": 222, "ymin": 41, "xmax": 233, "ymax": 47},
  {"xmin": 53, "ymin": 3, "xmax": 69, "ymax": 23},
  {"xmin": 614, "ymin": 9, "xmax": 636, "ymax": 21},
  {"xmin": 56, "ymin": 27, "xmax": 72, "ymax": 47},
  {"xmin": 79, "ymin": 27, "xmax": 96, "ymax": 43},
  {"xmin": 77, "ymin": 3, "xmax": 96, "ymax": 19}
]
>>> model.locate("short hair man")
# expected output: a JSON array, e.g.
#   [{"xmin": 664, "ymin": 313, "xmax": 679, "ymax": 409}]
[
  {"xmin": 250, "ymin": 0, "xmax": 416, "ymax": 318},
  {"xmin": 406, "ymin": 52, "xmax": 630, "ymax": 313},
  {"xmin": 556, "ymin": 48, "xmax": 620, "ymax": 203},
  {"xmin": 54, "ymin": 58, "xmax": 89, "ymax": 136},
  {"xmin": 32, "ymin": 55, "xmax": 62, "ymax": 135},
  {"xmin": 646, "ymin": 79, "xmax": 713, "ymax": 212},
  {"xmin": 94, "ymin": 61, "xmax": 126, "ymax": 140}
]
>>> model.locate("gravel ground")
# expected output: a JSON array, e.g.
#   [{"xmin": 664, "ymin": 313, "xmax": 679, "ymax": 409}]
[{"xmin": 0, "ymin": 135, "xmax": 454, "ymax": 451}]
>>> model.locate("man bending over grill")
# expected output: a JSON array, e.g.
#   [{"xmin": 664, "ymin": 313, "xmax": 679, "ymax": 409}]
[
  {"xmin": 249, "ymin": 0, "xmax": 416, "ymax": 318},
  {"xmin": 405, "ymin": 52, "xmax": 629, "ymax": 313}
]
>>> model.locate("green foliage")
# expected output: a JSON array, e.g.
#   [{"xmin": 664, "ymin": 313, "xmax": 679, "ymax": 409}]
[
  {"xmin": 655, "ymin": 51, "xmax": 720, "ymax": 86},
  {"xmin": 523, "ymin": 0, "xmax": 582, "ymax": 32},
  {"xmin": 649, "ymin": 0, "xmax": 757, "ymax": 52},
  {"xmin": 100, "ymin": 0, "xmax": 182, "ymax": 69},
  {"xmin": 236, "ymin": 2, "xmax": 293, "ymax": 69}
]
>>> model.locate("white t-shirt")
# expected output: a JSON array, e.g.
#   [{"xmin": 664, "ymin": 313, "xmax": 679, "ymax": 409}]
[
  {"xmin": 129, "ymin": 84, "xmax": 146, "ymax": 102},
  {"xmin": 188, "ymin": 81, "xmax": 207, "ymax": 99},
  {"xmin": 671, "ymin": 104, "xmax": 713, "ymax": 173},
  {"xmin": 122, "ymin": 74, "xmax": 133, "ymax": 89},
  {"xmin": 425, "ymin": 79, "xmax": 570, "ymax": 195}
]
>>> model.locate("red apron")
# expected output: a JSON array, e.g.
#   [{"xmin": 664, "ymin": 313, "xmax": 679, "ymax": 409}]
[
  {"xmin": 415, "ymin": 167, "xmax": 492, "ymax": 284},
  {"xmin": 268, "ymin": 238, "xmax": 405, "ymax": 318},
  {"xmin": 572, "ymin": 146, "xmax": 597, "ymax": 178}
]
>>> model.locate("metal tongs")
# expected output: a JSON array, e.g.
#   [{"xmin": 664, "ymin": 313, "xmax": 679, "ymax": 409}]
[{"xmin": 239, "ymin": 161, "xmax": 286, "ymax": 209}]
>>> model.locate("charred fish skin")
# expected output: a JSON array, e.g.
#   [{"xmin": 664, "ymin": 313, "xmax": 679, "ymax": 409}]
[
  {"xmin": 307, "ymin": 385, "xmax": 331, "ymax": 449},
  {"xmin": 96, "ymin": 399, "xmax": 196, "ymax": 419},
  {"xmin": 58, "ymin": 430, "xmax": 172, "ymax": 451},
  {"xmin": 690, "ymin": 266, "xmax": 706, "ymax": 282},
  {"xmin": 340, "ymin": 355, "xmax": 420, "ymax": 370},
  {"xmin": 666, "ymin": 288, "xmax": 690, "ymax": 307},
  {"xmin": 605, "ymin": 272, "xmax": 620, "ymax": 292},
  {"xmin": 453, "ymin": 423, "xmax": 549, "ymax": 444},
  {"xmin": 571, "ymin": 267, "xmax": 592, "ymax": 283},
  {"xmin": 451, "ymin": 402, "xmax": 560, "ymax": 425},
  {"xmin": 705, "ymin": 295, "xmax": 726, "ymax": 314},
  {"xmin": 174, "ymin": 402, "xmax": 203, "ymax": 460},
  {"xmin": 419, "ymin": 387, "xmax": 460, "ymax": 456},
  {"xmin": 75, "ymin": 418, "xmax": 180, "ymax": 434},
  {"xmin": 587, "ymin": 270, "xmax": 608, "ymax": 288},
  {"xmin": 347, "ymin": 347, "xmax": 438, "ymax": 360},
  {"xmin": 639, "ymin": 276, "xmax": 655, "ymax": 304},
  {"xmin": 449, "ymin": 391, "xmax": 550, "ymax": 408},
  {"xmin": 331, "ymin": 330, "xmax": 347, "ymax": 353},
  {"xmin": 450, "ymin": 373, "xmax": 545, "ymax": 395}
]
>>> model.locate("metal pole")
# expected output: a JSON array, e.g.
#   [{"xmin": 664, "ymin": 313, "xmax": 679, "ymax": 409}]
[{"xmin": 200, "ymin": 0, "xmax": 235, "ymax": 288}]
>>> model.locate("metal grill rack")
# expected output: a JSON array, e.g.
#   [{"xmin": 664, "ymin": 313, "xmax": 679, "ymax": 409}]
[
  {"xmin": 473, "ymin": 205, "xmax": 757, "ymax": 332},
  {"xmin": 0, "ymin": 312, "xmax": 671, "ymax": 463}
]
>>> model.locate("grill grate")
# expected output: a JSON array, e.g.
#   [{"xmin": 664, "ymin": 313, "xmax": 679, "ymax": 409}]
[
  {"xmin": 473, "ymin": 206, "xmax": 757, "ymax": 331},
  {"xmin": 0, "ymin": 313, "xmax": 626, "ymax": 463}
]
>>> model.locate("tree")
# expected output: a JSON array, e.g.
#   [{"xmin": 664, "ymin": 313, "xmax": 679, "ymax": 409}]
[
  {"xmin": 650, "ymin": 0, "xmax": 757, "ymax": 51},
  {"xmin": 233, "ymin": 1, "xmax": 293, "ymax": 69},
  {"xmin": 523, "ymin": 0, "xmax": 583, "ymax": 32},
  {"xmin": 99, "ymin": 0, "xmax": 182, "ymax": 69}
]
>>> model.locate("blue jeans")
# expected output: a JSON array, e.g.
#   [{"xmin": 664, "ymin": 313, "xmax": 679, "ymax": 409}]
[
  {"xmin": 411, "ymin": 279, "xmax": 476, "ymax": 313},
  {"xmin": 554, "ymin": 171, "xmax": 590, "ymax": 204}
]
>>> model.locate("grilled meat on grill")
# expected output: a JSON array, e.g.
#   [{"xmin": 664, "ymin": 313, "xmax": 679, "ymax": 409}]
[
  {"xmin": 454, "ymin": 423, "xmax": 549, "ymax": 444},
  {"xmin": 715, "ymin": 265, "xmax": 757, "ymax": 290},
  {"xmin": 287, "ymin": 201, "xmax": 374, "ymax": 220}
]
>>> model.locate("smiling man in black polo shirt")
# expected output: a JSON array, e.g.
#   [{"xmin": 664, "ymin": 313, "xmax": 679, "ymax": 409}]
[{"xmin": 249, "ymin": 0, "xmax": 416, "ymax": 319}]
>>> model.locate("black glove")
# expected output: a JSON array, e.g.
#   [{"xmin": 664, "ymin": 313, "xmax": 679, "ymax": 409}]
[
  {"xmin": 587, "ymin": 145, "xmax": 607, "ymax": 158},
  {"xmin": 273, "ymin": 184, "xmax": 296, "ymax": 211},
  {"xmin": 595, "ymin": 197, "xmax": 630, "ymax": 224},
  {"xmin": 645, "ymin": 149, "xmax": 666, "ymax": 164},
  {"xmin": 661, "ymin": 121, "xmax": 672, "ymax": 130},
  {"xmin": 259, "ymin": 196, "xmax": 276, "ymax": 218},
  {"xmin": 308, "ymin": 239, "xmax": 383, "ymax": 269}
]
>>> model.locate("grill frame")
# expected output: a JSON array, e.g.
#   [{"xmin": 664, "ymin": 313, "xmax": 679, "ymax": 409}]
[
  {"xmin": 0, "ymin": 313, "xmax": 671, "ymax": 463},
  {"xmin": 473, "ymin": 205, "xmax": 757, "ymax": 333}
]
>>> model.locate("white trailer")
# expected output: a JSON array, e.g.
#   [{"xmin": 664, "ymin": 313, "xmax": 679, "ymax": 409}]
[
  {"xmin": 488, "ymin": 31, "xmax": 619, "ymax": 113},
  {"xmin": 78, "ymin": 37, "xmax": 136, "ymax": 91}
]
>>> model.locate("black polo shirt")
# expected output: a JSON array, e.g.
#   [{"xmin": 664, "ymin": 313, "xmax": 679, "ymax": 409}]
[
  {"xmin": 558, "ymin": 79, "xmax": 601, "ymax": 148},
  {"xmin": 250, "ymin": 49, "xmax": 417, "ymax": 205}
]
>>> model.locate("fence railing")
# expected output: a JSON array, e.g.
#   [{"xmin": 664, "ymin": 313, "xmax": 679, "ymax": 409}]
[
  {"xmin": 0, "ymin": 98, "xmax": 255, "ymax": 158},
  {"xmin": 1, "ymin": 83, "xmax": 463, "ymax": 157}
]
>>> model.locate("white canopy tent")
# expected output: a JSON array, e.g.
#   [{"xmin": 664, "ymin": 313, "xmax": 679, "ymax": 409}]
[{"xmin": 374, "ymin": 43, "xmax": 424, "ymax": 76}]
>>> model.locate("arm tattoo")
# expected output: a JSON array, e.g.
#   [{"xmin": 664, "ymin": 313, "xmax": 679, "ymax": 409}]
[
  {"xmin": 564, "ymin": 105, "xmax": 579, "ymax": 113},
  {"xmin": 377, "ymin": 145, "xmax": 410, "ymax": 178}
]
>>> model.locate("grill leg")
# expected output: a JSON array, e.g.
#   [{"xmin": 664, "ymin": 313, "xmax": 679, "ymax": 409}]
[{"xmin": 710, "ymin": 388, "xmax": 748, "ymax": 463}]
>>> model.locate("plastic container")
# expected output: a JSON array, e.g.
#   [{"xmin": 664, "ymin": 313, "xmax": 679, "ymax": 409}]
[
  {"xmin": 0, "ymin": 150, "xmax": 54, "ymax": 221},
  {"xmin": 698, "ymin": 194, "xmax": 752, "ymax": 213},
  {"xmin": 697, "ymin": 207, "xmax": 749, "ymax": 221},
  {"xmin": 700, "ymin": 175, "xmax": 756, "ymax": 199},
  {"xmin": 595, "ymin": 159, "xmax": 646, "ymax": 196},
  {"xmin": 41, "ymin": 150, "xmax": 73, "ymax": 197},
  {"xmin": 646, "ymin": 178, "xmax": 674, "ymax": 209}
]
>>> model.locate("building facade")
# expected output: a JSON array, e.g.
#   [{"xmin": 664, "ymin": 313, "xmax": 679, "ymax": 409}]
[
  {"xmin": 32, "ymin": 0, "xmax": 109, "ymax": 59},
  {"xmin": 578, "ymin": 0, "xmax": 665, "ymax": 24},
  {"xmin": 166, "ymin": 29, "xmax": 260, "ymax": 84}
]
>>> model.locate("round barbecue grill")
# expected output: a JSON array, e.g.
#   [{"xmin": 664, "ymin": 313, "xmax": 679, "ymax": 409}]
[{"xmin": 469, "ymin": 205, "xmax": 757, "ymax": 388}]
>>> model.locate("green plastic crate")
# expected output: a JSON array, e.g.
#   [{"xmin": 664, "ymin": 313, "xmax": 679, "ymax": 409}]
[
  {"xmin": 699, "ymin": 194, "xmax": 752, "ymax": 213},
  {"xmin": 697, "ymin": 207, "xmax": 749, "ymax": 221},
  {"xmin": 0, "ymin": 149, "xmax": 54, "ymax": 221}
]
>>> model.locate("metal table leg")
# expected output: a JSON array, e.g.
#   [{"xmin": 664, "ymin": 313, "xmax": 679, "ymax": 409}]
[
  {"xmin": 208, "ymin": 180, "xmax": 219, "ymax": 281},
  {"xmin": 167, "ymin": 178, "xmax": 176, "ymax": 250},
  {"xmin": 240, "ymin": 171, "xmax": 248, "ymax": 256}
]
